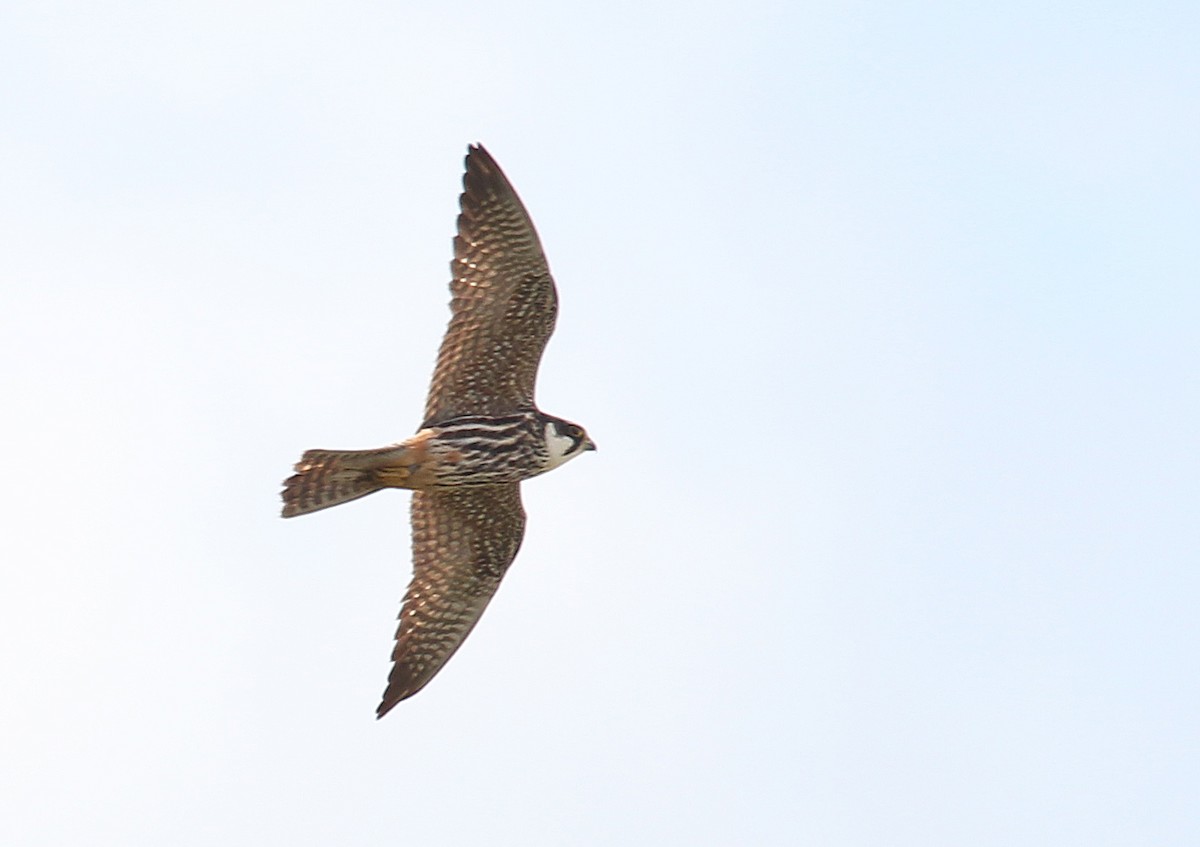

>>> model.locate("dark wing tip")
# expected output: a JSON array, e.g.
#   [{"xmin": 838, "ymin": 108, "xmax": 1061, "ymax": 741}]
[
  {"xmin": 375, "ymin": 689, "xmax": 406, "ymax": 720},
  {"xmin": 465, "ymin": 141, "xmax": 493, "ymax": 166},
  {"xmin": 464, "ymin": 142, "xmax": 496, "ymax": 175},
  {"xmin": 375, "ymin": 694, "xmax": 403, "ymax": 720},
  {"xmin": 462, "ymin": 143, "xmax": 519, "ymax": 204},
  {"xmin": 375, "ymin": 671, "xmax": 426, "ymax": 719}
]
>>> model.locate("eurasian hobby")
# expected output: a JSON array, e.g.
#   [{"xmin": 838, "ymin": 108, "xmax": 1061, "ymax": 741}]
[{"xmin": 282, "ymin": 145, "xmax": 594, "ymax": 717}]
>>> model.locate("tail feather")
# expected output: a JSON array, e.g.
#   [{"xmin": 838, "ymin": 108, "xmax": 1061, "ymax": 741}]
[{"xmin": 281, "ymin": 445, "xmax": 407, "ymax": 518}]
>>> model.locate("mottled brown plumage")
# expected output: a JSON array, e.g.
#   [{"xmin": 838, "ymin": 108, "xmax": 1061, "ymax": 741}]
[
  {"xmin": 281, "ymin": 145, "xmax": 594, "ymax": 718},
  {"xmin": 424, "ymin": 146, "xmax": 559, "ymax": 424},
  {"xmin": 379, "ymin": 484, "xmax": 526, "ymax": 714}
]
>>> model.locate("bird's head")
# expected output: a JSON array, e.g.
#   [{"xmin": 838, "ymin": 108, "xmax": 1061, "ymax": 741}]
[{"xmin": 542, "ymin": 415, "xmax": 596, "ymax": 469}]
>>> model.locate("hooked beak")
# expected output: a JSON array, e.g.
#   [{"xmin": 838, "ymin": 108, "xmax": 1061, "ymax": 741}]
[{"xmin": 583, "ymin": 437, "xmax": 597, "ymax": 452}]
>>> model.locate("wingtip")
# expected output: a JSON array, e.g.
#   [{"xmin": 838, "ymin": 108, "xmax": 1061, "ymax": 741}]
[
  {"xmin": 375, "ymin": 672, "xmax": 420, "ymax": 719},
  {"xmin": 464, "ymin": 142, "xmax": 502, "ymax": 174},
  {"xmin": 375, "ymin": 690, "xmax": 408, "ymax": 720}
]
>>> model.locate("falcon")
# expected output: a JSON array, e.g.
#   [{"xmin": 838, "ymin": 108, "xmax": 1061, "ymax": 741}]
[{"xmin": 281, "ymin": 144, "xmax": 595, "ymax": 718}]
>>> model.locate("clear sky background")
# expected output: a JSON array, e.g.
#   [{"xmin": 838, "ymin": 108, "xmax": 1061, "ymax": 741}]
[{"xmin": 2, "ymin": 2, "xmax": 1197, "ymax": 844}]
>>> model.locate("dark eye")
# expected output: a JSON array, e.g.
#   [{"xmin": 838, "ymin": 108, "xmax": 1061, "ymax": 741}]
[{"xmin": 566, "ymin": 424, "xmax": 582, "ymax": 438}]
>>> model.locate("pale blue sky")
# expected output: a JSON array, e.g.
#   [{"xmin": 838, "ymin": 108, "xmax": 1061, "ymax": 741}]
[{"xmin": 2, "ymin": 2, "xmax": 1198, "ymax": 844}]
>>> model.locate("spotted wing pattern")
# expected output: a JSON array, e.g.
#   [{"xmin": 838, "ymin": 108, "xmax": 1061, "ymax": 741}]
[
  {"xmin": 422, "ymin": 144, "xmax": 559, "ymax": 425},
  {"xmin": 377, "ymin": 483, "xmax": 527, "ymax": 717}
]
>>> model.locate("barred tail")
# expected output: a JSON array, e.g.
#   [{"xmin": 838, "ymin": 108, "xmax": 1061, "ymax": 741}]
[{"xmin": 281, "ymin": 445, "xmax": 409, "ymax": 518}]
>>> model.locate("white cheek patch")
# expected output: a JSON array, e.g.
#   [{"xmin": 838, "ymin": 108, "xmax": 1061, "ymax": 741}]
[{"xmin": 544, "ymin": 423, "xmax": 579, "ymax": 469}]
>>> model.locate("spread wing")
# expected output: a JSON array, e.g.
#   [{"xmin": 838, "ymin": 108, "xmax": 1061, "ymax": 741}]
[
  {"xmin": 423, "ymin": 144, "xmax": 559, "ymax": 425},
  {"xmin": 377, "ymin": 483, "xmax": 526, "ymax": 717}
]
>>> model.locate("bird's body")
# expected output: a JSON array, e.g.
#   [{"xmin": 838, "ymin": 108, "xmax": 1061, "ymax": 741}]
[
  {"xmin": 282, "ymin": 410, "xmax": 588, "ymax": 511},
  {"xmin": 281, "ymin": 145, "xmax": 594, "ymax": 717}
]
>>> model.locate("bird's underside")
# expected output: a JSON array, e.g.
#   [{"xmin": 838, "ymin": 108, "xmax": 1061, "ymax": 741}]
[{"xmin": 281, "ymin": 144, "xmax": 593, "ymax": 718}]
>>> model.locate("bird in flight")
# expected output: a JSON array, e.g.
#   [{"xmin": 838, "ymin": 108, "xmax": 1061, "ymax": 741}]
[{"xmin": 282, "ymin": 144, "xmax": 595, "ymax": 718}]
